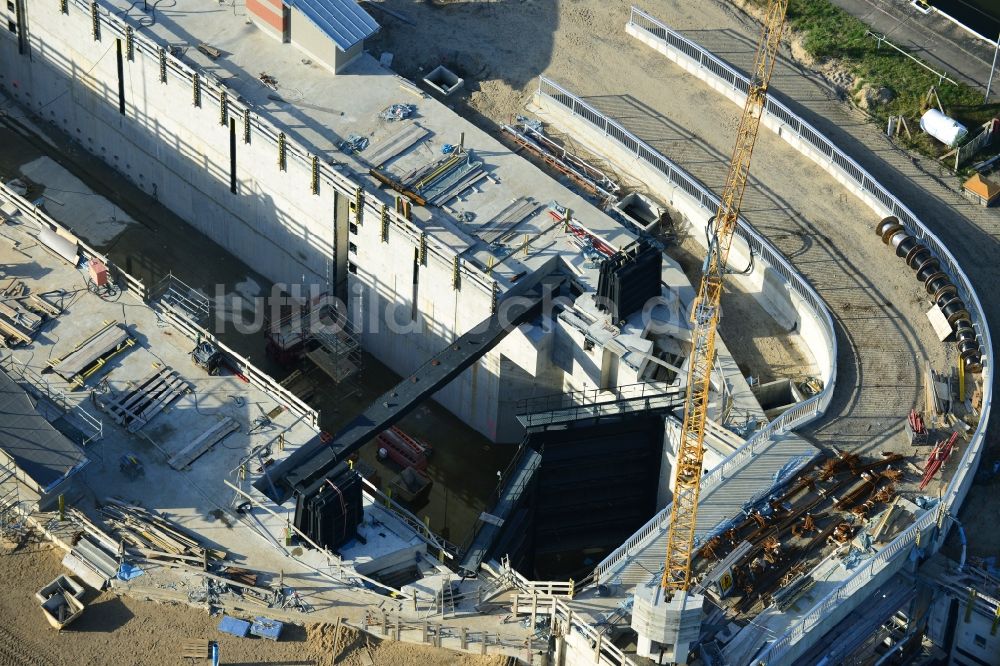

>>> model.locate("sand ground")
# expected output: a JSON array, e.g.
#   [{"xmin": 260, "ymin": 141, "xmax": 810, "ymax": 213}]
[{"xmin": 0, "ymin": 535, "xmax": 504, "ymax": 666}]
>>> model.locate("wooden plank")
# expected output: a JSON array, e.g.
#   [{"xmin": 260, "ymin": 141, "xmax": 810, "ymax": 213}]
[
  {"xmin": 0, "ymin": 300, "xmax": 41, "ymax": 329},
  {"xmin": 364, "ymin": 123, "xmax": 430, "ymax": 168},
  {"xmin": 115, "ymin": 368, "xmax": 170, "ymax": 415},
  {"xmin": 0, "ymin": 316, "xmax": 32, "ymax": 344},
  {"xmin": 168, "ymin": 417, "xmax": 240, "ymax": 470},
  {"xmin": 128, "ymin": 372, "xmax": 190, "ymax": 432},
  {"xmin": 103, "ymin": 367, "xmax": 168, "ymax": 423},
  {"xmin": 51, "ymin": 323, "xmax": 129, "ymax": 378},
  {"xmin": 25, "ymin": 293, "xmax": 61, "ymax": 317}
]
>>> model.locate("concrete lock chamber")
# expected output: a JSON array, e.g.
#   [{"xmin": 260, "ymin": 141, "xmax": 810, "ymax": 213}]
[{"xmin": 876, "ymin": 216, "xmax": 982, "ymax": 371}]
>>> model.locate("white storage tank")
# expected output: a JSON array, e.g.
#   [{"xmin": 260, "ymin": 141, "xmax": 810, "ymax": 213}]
[{"xmin": 920, "ymin": 109, "xmax": 968, "ymax": 147}]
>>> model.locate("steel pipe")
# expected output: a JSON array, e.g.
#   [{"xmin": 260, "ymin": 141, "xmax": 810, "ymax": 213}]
[{"xmin": 876, "ymin": 216, "xmax": 904, "ymax": 243}]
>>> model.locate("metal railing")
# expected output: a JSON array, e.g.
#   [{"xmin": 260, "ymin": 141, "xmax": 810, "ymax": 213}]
[
  {"xmin": 0, "ymin": 182, "xmax": 147, "ymax": 300},
  {"xmin": 517, "ymin": 382, "xmax": 684, "ymax": 428},
  {"xmin": 535, "ymin": 76, "xmax": 839, "ymax": 586},
  {"xmin": 155, "ymin": 299, "xmax": 319, "ymax": 428},
  {"xmin": 518, "ymin": 381, "xmax": 673, "ymax": 415},
  {"xmin": 360, "ymin": 476, "xmax": 459, "ymax": 560},
  {"xmin": 626, "ymin": 7, "xmax": 993, "ymax": 663},
  {"xmin": 458, "ymin": 441, "xmax": 541, "ymax": 567},
  {"xmin": 0, "ymin": 352, "xmax": 104, "ymax": 445}
]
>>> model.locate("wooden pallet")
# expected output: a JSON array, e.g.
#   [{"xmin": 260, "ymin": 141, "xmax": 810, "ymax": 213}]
[
  {"xmin": 101, "ymin": 365, "xmax": 190, "ymax": 432},
  {"xmin": 181, "ymin": 639, "xmax": 213, "ymax": 661},
  {"xmin": 168, "ymin": 417, "xmax": 239, "ymax": 470}
]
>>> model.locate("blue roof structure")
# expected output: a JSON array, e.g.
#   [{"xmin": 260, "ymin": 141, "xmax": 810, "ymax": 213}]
[{"xmin": 286, "ymin": 0, "xmax": 380, "ymax": 52}]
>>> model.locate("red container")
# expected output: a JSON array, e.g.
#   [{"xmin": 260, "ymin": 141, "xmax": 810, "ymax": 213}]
[{"xmin": 375, "ymin": 426, "xmax": 432, "ymax": 471}]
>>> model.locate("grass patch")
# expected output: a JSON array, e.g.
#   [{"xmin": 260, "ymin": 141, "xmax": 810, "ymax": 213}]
[{"xmin": 747, "ymin": 0, "xmax": 995, "ymax": 158}]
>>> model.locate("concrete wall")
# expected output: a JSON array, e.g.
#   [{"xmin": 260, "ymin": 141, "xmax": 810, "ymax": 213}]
[
  {"xmin": 0, "ymin": 1, "xmax": 336, "ymax": 289},
  {"xmin": 927, "ymin": 588, "xmax": 1000, "ymax": 666},
  {"xmin": 249, "ymin": 4, "xmax": 363, "ymax": 74},
  {"xmin": 289, "ymin": 7, "xmax": 337, "ymax": 72},
  {"xmin": 288, "ymin": 8, "xmax": 364, "ymax": 76},
  {"xmin": 247, "ymin": 0, "xmax": 286, "ymax": 42},
  {"xmin": 0, "ymin": 1, "xmax": 523, "ymax": 442}
]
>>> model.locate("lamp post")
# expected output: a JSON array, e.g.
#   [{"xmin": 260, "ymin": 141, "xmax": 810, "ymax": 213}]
[{"xmin": 986, "ymin": 32, "xmax": 1000, "ymax": 102}]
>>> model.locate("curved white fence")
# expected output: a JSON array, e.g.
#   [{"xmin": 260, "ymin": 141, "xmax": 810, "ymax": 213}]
[
  {"xmin": 625, "ymin": 7, "xmax": 993, "ymax": 663},
  {"xmin": 535, "ymin": 77, "xmax": 838, "ymax": 586}
]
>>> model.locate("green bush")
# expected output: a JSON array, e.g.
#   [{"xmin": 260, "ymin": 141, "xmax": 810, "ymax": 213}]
[{"xmin": 747, "ymin": 0, "xmax": 989, "ymax": 154}]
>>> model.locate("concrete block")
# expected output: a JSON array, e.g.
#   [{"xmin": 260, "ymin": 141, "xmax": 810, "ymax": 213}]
[
  {"xmin": 632, "ymin": 584, "xmax": 703, "ymax": 664},
  {"xmin": 423, "ymin": 65, "xmax": 463, "ymax": 97}
]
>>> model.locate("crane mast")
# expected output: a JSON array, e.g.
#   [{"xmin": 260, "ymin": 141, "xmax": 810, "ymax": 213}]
[{"xmin": 661, "ymin": 0, "xmax": 789, "ymax": 594}]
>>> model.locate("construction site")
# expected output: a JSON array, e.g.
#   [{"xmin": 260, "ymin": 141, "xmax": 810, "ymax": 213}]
[{"xmin": 0, "ymin": 0, "xmax": 996, "ymax": 664}]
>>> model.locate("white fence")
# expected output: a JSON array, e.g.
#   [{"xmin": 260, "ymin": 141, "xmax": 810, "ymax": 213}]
[
  {"xmin": 625, "ymin": 7, "xmax": 993, "ymax": 663},
  {"xmin": 536, "ymin": 75, "xmax": 838, "ymax": 588}
]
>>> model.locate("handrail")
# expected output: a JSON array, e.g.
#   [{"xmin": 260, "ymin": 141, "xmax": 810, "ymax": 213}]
[
  {"xmin": 626, "ymin": 7, "xmax": 993, "ymax": 663},
  {"xmin": 517, "ymin": 381, "xmax": 676, "ymax": 414},
  {"xmin": 360, "ymin": 476, "xmax": 459, "ymax": 559},
  {"xmin": 535, "ymin": 76, "xmax": 838, "ymax": 585},
  {"xmin": 0, "ymin": 181, "xmax": 147, "ymax": 300}
]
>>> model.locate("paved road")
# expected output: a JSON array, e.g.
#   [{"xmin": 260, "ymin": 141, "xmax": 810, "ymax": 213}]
[{"xmin": 830, "ymin": 0, "xmax": 1000, "ymax": 99}]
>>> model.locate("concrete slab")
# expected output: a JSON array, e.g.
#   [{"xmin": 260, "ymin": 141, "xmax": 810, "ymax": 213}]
[{"xmin": 20, "ymin": 157, "xmax": 135, "ymax": 246}]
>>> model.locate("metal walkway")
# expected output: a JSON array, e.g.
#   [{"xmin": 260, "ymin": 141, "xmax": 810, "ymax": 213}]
[
  {"xmin": 459, "ymin": 443, "xmax": 541, "ymax": 574},
  {"xmin": 516, "ymin": 383, "xmax": 684, "ymax": 430}
]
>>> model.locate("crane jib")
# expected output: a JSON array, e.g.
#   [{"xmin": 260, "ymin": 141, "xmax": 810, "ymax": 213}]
[{"xmin": 661, "ymin": 0, "xmax": 790, "ymax": 595}]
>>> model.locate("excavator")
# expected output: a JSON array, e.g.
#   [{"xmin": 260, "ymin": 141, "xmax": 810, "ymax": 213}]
[{"xmin": 661, "ymin": 0, "xmax": 789, "ymax": 599}]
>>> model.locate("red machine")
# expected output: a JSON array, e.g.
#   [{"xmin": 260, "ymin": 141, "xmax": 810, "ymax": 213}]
[
  {"xmin": 86, "ymin": 257, "xmax": 118, "ymax": 298},
  {"xmin": 88, "ymin": 258, "xmax": 109, "ymax": 287},
  {"xmin": 374, "ymin": 427, "xmax": 432, "ymax": 471}
]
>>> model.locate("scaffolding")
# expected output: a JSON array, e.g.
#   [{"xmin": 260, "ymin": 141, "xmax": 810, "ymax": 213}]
[
  {"xmin": 0, "ymin": 458, "xmax": 23, "ymax": 543},
  {"xmin": 266, "ymin": 296, "xmax": 362, "ymax": 398},
  {"xmin": 304, "ymin": 319, "xmax": 362, "ymax": 389},
  {"xmin": 152, "ymin": 272, "xmax": 212, "ymax": 327}
]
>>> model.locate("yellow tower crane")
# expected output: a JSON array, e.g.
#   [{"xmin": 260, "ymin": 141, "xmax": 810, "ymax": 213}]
[{"xmin": 661, "ymin": 0, "xmax": 790, "ymax": 594}]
